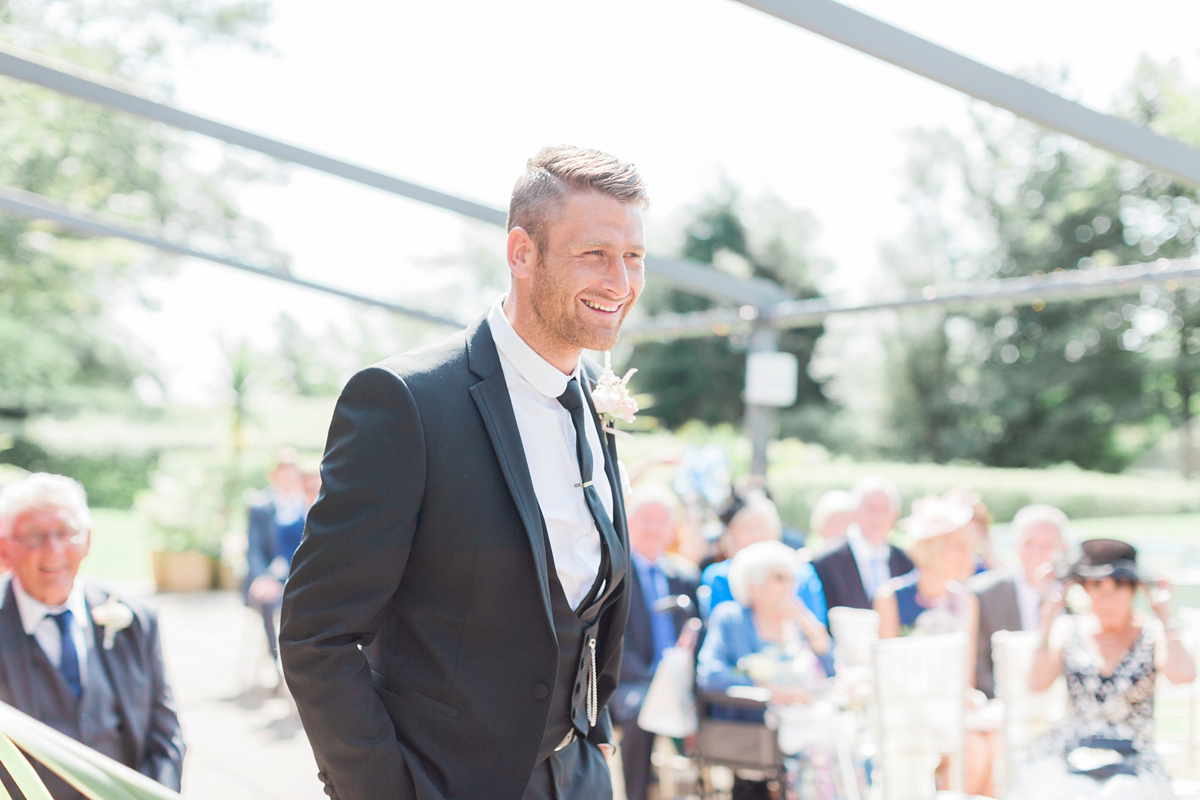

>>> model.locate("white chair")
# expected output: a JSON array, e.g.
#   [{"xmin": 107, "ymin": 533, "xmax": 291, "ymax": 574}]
[
  {"xmin": 991, "ymin": 629, "xmax": 1066, "ymax": 796},
  {"xmin": 1160, "ymin": 607, "xmax": 1200, "ymax": 794},
  {"xmin": 873, "ymin": 632, "xmax": 970, "ymax": 800},
  {"xmin": 830, "ymin": 606, "xmax": 881, "ymax": 670}
]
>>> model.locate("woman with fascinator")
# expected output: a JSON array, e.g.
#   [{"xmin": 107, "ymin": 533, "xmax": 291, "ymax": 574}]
[
  {"xmin": 874, "ymin": 493, "xmax": 994, "ymax": 794},
  {"xmin": 1008, "ymin": 539, "xmax": 1196, "ymax": 799}
]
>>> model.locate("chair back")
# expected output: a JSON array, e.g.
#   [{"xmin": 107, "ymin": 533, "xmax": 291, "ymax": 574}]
[
  {"xmin": 830, "ymin": 606, "xmax": 880, "ymax": 670},
  {"xmin": 1157, "ymin": 608, "xmax": 1200, "ymax": 785},
  {"xmin": 873, "ymin": 632, "xmax": 970, "ymax": 800},
  {"xmin": 991, "ymin": 629, "xmax": 1066, "ymax": 795}
]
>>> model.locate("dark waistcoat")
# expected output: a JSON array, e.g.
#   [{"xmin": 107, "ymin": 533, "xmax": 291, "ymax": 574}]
[
  {"xmin": 28, "ymin": 635, "xmax": 131, "ymax": 799},
  {"xmin": 536, "ymin": 527, "xmax": 614, "ymax": 762}
]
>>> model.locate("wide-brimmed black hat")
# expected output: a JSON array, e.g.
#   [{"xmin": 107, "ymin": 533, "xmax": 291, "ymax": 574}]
[{"xmin": 1064, "ymin": 538, "xmax": 1145, "ymax": 583}]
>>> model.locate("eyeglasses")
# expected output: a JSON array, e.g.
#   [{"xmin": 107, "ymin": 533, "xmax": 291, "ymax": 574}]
[{"xmin": 11, "ymin": 528, "xmax": 89, "ymax": 550}]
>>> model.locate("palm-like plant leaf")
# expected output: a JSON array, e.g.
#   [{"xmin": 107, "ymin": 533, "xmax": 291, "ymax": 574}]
[{"xmin": 0, "ymin": 702, "xmax": 179, "ymax": 800}]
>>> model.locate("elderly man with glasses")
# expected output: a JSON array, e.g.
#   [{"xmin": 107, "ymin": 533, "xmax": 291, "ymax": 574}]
[{"xmin": 0, "ymin": 473, "xmax": 184, "ymax": 798}]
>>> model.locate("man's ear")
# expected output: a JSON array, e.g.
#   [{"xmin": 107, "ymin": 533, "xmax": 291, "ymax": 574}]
[{"xmin": 507, "ymin": 227, "xmax": 537, "ymax": 280}]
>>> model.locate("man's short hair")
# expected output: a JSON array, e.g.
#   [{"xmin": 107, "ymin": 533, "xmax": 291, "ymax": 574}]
[
  {"xmin": 1011, "ymin": 504, "xmax": 1069, "ymax": 545},
  {"xmin": 851, "ymin": 474, "xmax": 901, "ymax": 513},
  {"xmin": 728, "ymin": 540, "xmax": 797, "ymax": 607},
  {"xmin": 0, "ymin": 473, "xmax": 92, "ymax": 537},
  {"xmin": 507, "ymin": 145, "xmax": 649, "ymax": 251},
  {"xmin": 809, "ymin": 489, "xmax": 856, "ymax": 534},
  {"xmin": 625, "ymin": 483, "xmax": 682, "ymax": 521}
]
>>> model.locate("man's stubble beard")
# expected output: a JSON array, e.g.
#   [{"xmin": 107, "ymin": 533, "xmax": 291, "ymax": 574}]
[{"xmin": 529, "ymin": 255, "xmax": 630, "ymax": 353}]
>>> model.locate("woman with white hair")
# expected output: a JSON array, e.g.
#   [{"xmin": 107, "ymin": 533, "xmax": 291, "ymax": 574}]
[{"xmin": 697, "ymin": 540, "xmax": 834, "ymax": 800}]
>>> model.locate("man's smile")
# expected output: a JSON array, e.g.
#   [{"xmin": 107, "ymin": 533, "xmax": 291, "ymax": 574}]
[{"xmin": 581, "ymin": 298, "xmax": 622, "ymax": 314}]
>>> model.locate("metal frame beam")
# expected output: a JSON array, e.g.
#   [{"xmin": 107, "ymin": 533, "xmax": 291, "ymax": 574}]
[
  {"xmin": 0, "ymin": 184, "xmax": 464, "ymax": 329},
  {"xmin": 732, "ymin": 0, "xmax": 1200, "ymax": 188},
  {"xmin": 0, "ymin": 44, "xmax": 777, "ymax": 307},
  {"xmin": 624, "ymin": 258, "xmax": 1200, "ymax": 340}
]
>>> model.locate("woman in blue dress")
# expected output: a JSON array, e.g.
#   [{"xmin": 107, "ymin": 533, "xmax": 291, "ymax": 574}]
[
  {"xmin": 697, "ymin": 540, "xmax": 839, "ymax": 800},
  {"xmin": 873, "ymin": 492, "xmax": 986, "ymax": 793}
]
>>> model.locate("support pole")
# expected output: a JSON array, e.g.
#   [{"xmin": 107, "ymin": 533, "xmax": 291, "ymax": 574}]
[{"xmin": 745, "ymin": 318, "xmax": 781, "ymax": 479}]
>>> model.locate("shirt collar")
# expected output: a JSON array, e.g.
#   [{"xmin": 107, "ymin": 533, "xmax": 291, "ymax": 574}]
[
  {"xmin": 847, "ymin": 524, "xmax": 891, "ymax": 562},
  {"xmin": 12, "ymin": 575, "xmax": 88, "ymax": 637},
  {"xmin": 487, "ymin": 296, "xmax": 581, "ymax": 399},
  {"xmin": 630, "ymin": 549, "xmax": 657, "ymax": 573}
]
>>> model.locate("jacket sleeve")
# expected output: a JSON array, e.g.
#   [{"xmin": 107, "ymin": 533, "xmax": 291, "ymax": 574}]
[
  {"xmin": 279, "ymin": 367, "xmax": 426, "ymax": 800},
  {"xmin": 139, "ymin": 611, "xmax": 185, "ymax": 791},
  {"xmin": 696, "ymin": 607, "xmax": 755, "ymax": 693}
]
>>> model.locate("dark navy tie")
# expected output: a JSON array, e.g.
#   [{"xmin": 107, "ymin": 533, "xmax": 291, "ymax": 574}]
[
  {"xmin": 51, "ymin": 610, "xmax": 82, "ymax": 697},
  {"xmin": 557, "ymin": 377, "xmax": 625, "ymax": 613},
  {"xmin": 645, "ymin": 563, "xmax": 676, "ymax": 667}
]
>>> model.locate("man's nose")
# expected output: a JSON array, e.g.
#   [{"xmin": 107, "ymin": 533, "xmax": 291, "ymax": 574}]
[{"xmin": 601, "ymin": 254, "xmax": 631, "ymax": 297}]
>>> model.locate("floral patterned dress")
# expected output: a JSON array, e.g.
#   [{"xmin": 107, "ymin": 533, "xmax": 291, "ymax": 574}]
[{"xmin": 1007, "ymin": 618, "xmax": 1173, "ymax": 800}]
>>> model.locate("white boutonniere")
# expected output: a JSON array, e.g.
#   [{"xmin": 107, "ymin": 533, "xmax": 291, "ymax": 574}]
[
  {"xmin": 91, "ymin": 597, "xmax": 134, "ymax": 650},
  {"xmin": 591, "ymin": 352, "xmax": 637, "ymax": 436}
]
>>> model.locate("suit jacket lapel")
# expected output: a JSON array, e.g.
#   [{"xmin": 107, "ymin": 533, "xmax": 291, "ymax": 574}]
[
  {"xmin": 839, "ymin": 545, "xmax": 870, "ymax": 609},
  {"xmin": 0, "ymin": 580, "xmax": 39, "ymax": 718},
  {"xmin": 1000, "ymin": 577, "xmax": 1023, "ymax": 631},
  {"xmin": 84, "ymin": 582, "xmax": 142, "ymax": 763},
  {"xmin": 466, "ymin": 317, "xmax": 556, "ymax": 635}
]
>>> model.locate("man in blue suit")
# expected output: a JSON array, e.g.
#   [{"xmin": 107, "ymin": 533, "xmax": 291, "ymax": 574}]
[
  {"xmin": 611, "ymin": 485, "xmax": 700, "ymax": 800},
  {"xmin": 244, "ymin": 449, "xmax": 309, "ymax": 663}
]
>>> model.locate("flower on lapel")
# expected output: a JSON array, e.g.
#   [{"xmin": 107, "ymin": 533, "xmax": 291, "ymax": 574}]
[
  {"xmin": 91, "ymin": 597, "xmax": 134, "ymax": 650},
  {"xmin": 591, "ymin": 352, "xmax": 638, "ymax": 430}
]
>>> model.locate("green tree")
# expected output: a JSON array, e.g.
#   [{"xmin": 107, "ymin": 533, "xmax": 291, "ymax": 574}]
[
  {"xmin": 0, "ymin": 0, "xmax": 271, "ymax": 500},
  {"xmin": 884, "ymin": 60, "xmax": 1200, "ymax": 471},
  {"xmin": 630, "ymin": 188, "xmax": 834, "ymax": 441}
]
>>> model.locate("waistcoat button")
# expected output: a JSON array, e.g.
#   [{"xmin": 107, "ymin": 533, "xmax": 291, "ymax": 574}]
[{"xmin": 533, "ymin": 683, "xmax": 549, "ymax": 700}]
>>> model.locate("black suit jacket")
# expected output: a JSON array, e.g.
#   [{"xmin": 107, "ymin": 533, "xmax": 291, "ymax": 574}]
[
  {"xmin": 969, "ymin": 569, "xmax": 1024, "ymax": 698},
  {"xmin": 611, "ymin": 555, "xmax": 699, "ymax": 725},
  {"xmin": 0, "ymin": 578, "xmax": 185, "ymax": 791},
  {"xmin": 813, "ymin": 540, "xmax": 914, "ymax": 612},
  {"xmin": 279, "ymin": 317, "xmax": 631, "ymax": 800}
]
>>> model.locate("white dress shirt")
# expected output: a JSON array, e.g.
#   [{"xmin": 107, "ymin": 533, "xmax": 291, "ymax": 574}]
[
  {"xmin": 488, "ymin": 299, "xmax": 615, "ymax": 610},
  {"xmin": 1013, "ymin": 570, "xmax": 1042, "ymax": 631},
  {"xmin": 12, "ymin": 576, "xmax": 90, "ymax": 686},
  {"xmin": 847, "ymin": 524, "xmax": 892, "ymax": 601}
]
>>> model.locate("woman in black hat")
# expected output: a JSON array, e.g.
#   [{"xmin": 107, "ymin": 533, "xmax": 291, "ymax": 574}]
[{"xmin": 1007, "ymin": 538, "xmax": 1195, "ymax": 799}]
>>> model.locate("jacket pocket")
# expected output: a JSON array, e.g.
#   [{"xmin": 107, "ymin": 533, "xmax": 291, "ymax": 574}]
[{"xmin": 371, "ymin": 670, "xmax": 459, "ymax": 718}]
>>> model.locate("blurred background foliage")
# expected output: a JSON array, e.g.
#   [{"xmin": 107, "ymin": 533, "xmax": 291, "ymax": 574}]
[{"xmin": 0, "ymin": 0, "xmax": 1198, "ymax": 576}]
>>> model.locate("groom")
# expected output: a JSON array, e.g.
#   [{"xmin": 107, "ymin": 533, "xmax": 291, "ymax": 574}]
[{"xmin": 280, "ymin": 145, "xmax": 648, "ymax": 800}]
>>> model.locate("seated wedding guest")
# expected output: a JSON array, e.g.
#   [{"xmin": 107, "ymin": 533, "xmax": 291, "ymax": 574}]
[
  {"xmin": 697, "ymin": 540, "xmax": 833, "ymax": 800},
  {"xmin": 875, "ymin": 492, "xmax": 978, "ymax": 638},
  {"xmin": 875, "ymin": 492, "xmax": 990, "ymax": 795},
  {"xmin": 813, "ymin": 475, "xmax": 914, "ymax": 613},
  {"xmin": 702, "ymin": 491, "xmax": 827, "ymax": 626},
  {"xmin": 610, "ymin": 485, "xmax": 700, "ymax": 800},
  {"xmin": 971, "ymin": 504, "xmax": 1069, "ymax": 698},
  {"xmin": 808, "ymin": 489, "xmax": 856, "ymax": 552},
  {"xmin": 1010, "ymin": 539, "xmax": 1195, "ymax": 800},
  {"xmin": 244, "ymin": 449, "xmax": 310, "ymax": 663},
  {"xmin": 0, "ymin": 473, "xmax": 184, "ymax": 798},
  {"xmin": 944, "ymin": 486, "xmax": 998, "ymax": 575}
]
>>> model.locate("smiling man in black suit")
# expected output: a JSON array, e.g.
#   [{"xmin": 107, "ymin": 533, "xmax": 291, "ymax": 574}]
[{"xmin": 280, "ymin": 146, "xmax": 649, "ymax": 800}]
